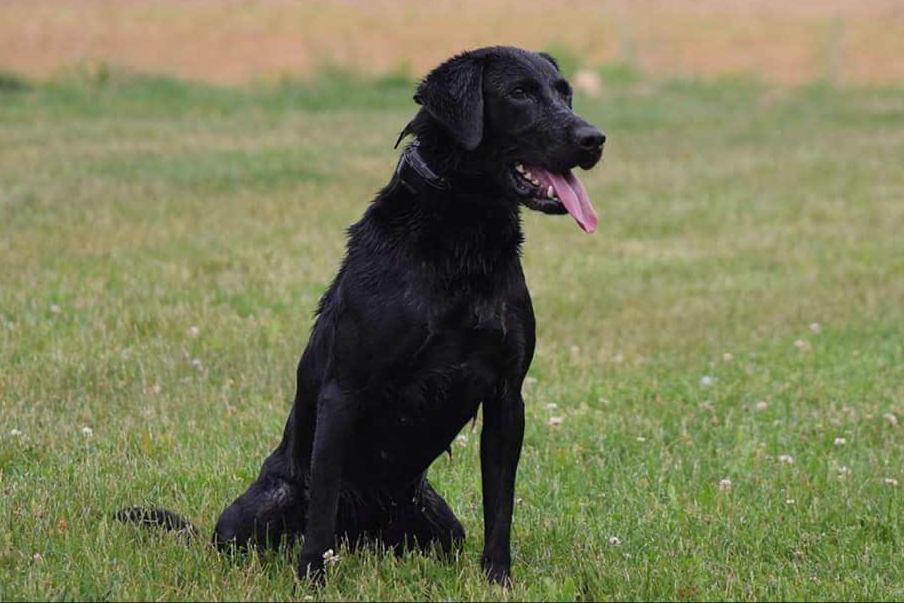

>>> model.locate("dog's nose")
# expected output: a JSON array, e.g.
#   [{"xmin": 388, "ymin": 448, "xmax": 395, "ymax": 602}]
[{"xmin": 574, "ymin": 125, "xmax": 606, "ymax": 152}]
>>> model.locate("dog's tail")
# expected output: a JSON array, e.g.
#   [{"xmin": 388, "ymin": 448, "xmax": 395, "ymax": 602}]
[{"xmin": 115, "ymin": 506, "xmax": 200, "ymax": 538}]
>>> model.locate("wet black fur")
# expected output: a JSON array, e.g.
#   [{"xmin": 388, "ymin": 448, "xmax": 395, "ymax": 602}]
[{"xmin": 120, "ymin": 46, "xmax": 605, "ymax": 587}]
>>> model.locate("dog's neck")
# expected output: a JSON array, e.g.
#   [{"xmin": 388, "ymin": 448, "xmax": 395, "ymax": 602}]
[
  {"xmin": 382, "ymin": 144, "xmax": 523, "ymax": 245},
  {"xmin": 396, "ymin": 110, "xmax": 503, "ymax": 197},
  {"xmin": 393, "ymin": 143, "xmax": 451, "ymax": 197},
  {"xmin": 361, "ymin": 118, "xmax": 525, "ymax": 281}
]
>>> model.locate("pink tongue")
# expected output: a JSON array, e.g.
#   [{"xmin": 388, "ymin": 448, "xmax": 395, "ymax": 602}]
[{"xmin": 532, "ymin": 168, "xmax": 598, "ymax": 233}]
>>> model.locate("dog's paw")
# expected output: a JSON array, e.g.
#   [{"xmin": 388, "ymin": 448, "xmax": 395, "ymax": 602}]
[
  {"xmin": 296, "ymin": 552, "xmax": 326, "ymax": 584},
  {"xmin": 482, "ymin": 555, "xmax": 513, "ymax": 589}
]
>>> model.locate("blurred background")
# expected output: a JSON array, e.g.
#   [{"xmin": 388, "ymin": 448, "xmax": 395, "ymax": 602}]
[{"xmin": 2, "ymin": 0, "xmax": 903, "ymax": 85}]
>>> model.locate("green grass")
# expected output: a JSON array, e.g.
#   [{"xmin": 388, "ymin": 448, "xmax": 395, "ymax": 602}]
[{"xmin": 2, "ymin": 66, "xmax": 904, "ymax": 601}]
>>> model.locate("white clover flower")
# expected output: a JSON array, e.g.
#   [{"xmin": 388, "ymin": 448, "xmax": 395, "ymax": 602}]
[
  {"xmin": 755, "ymin": 401, "xmax": 769, "ymax": 411},
  {"xmin": 833, "ymin": 437, "xmax": 846, "ymax": 446},
  {"xmin": 10, "ymin": 429, "xmax": 23, "ymax": 437},
  {"xmin": 191, "ymin": 358, "xmax": 203, "ymax": 370},
  {"xmin": 188, "ymin": 326, "xmax": 200, "ymax": 338},
  {"xmin": 884, "ymin": 478, "xmax": 899, "ymax": 486},
  {"xmin": 779, "ymin": 454, "xmax": 794, "ymax": 465},
  {"xmin": 608, "ymin": 536, "xmax": 622, "ymax": 546},
  {"xmin": 546, "ymin": 403, "xmax": 558, "ymax": 410},
  {"xmin": 322, "ymin": 549, "xmax": 340, "ymax": 566},
  {"xmin": 548, "ymin": 417, "xmax": 564, "ymax": 426},
  {"xmin": 884, "ymin": 413, "xmax": 899, "ymax": 427},
  {"xmin": 455, "ymin": 434, "xmax": 468, "ymax": 446},
  {"xmin": 700, "ymin": 376, "xmax": 714, "ymax": 387},
  {"xmin": 32, "ymin": 553, "xmax": 43, "ymax": 562},
  {"xmin": 785, "ymin": 499, "xmax": 795, "ymax": 505},
  {"xmin": 636, "ymin": 436, "xmax": 646, "ymax": 443},
  {"xmin": 794, "ymin": 339, "xmax": 811, "ymax": 352},
  {"xmin": 719, "ymin": 479, "xmax": 732, "ymax": 492},
  {"xmin": 82, "ymin": 427, "xmax": 93, "ymax": 436},
  {"xmin": 809, "ymin": 323, "xmax": 821, "ymax": 335},
  {"xmin": 722, "ymin": 353, "xmax": 734, "ymax": 362},
  {"xmin": 50, "ymin": 305, "xmax": 61, "ymax": 314}
]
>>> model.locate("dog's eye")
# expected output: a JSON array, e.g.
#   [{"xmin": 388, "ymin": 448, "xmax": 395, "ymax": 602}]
[{"xmin": 509, "ymin": 87, "xmax": 528, "ymax": 100}]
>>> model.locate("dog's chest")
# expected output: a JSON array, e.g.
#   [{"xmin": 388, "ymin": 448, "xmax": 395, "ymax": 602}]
[
  {"xmin": 353, "ymin": 293, "xmax": 528, "ymax": 482},
  {"xmin": 427, "ymin": 293, "xmax": 511, "ymax": 333}
]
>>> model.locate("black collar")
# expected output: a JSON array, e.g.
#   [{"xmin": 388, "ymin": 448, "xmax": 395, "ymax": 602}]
[{"xmin": 392, "ymin": 143, "xmax": 450, "ymax": 196}]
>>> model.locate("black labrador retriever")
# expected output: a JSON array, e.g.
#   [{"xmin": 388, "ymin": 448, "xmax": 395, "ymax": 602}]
[{"xmin": 121, "ymin": 46, "xmax": 604, "ymax": 586}]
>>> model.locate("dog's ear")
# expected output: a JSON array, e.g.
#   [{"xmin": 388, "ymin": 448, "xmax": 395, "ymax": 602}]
[
  {"xmin": 414, "ymin": 52, "xmax": 484, "ymax": 151},
  {"xmin": 539, "ymin": 52, "xmax": 560, "ymax": 72}
]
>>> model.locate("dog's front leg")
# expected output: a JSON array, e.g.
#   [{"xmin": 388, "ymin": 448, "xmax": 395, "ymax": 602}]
[
  {"xmin": 480, "ymin": 384, "xmax": 525, "ymax": 587},
  {"xmin": 297, "ymin": 381, "xmax": 355, "ymax": 581}
]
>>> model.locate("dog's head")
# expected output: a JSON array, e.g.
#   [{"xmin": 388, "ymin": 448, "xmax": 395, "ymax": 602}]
[{"xmin": 407, "ymin": 46, "xmax": 605, "ymax": 233}]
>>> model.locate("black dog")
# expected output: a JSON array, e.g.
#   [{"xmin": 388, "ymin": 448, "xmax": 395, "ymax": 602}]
[{"xmin": 122, "ymin": 46, "xmax": 604, "ymax": 586}]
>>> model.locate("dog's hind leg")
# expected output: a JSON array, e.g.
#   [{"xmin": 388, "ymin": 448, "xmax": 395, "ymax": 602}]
[
  {"xmin": 379, "ymin": 477, "xmax": 466, "ymax": 557},
  {"xmin": 214, "ymin": 451, "xmax": 307, "ymax": 551},
  {"xmin": 214, "ymin": 475, "xmax": 306, "ymax": 551}
]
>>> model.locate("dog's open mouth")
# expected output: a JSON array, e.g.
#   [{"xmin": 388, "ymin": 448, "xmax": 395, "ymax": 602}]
[{"xmin": 511, "ymin": 163, "xmax": 598, "ymax": 233}]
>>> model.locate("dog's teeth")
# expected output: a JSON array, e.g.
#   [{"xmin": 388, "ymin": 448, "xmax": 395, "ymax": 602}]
[
  {"xmin": 524, "ymin": 171, "xmax": 532, "ymax": 178},
  {"xmin": 531, "ymin": 178, "xmax": 540, "ymax": 186},
  {"xmin": 547, "ymin": 185, "xmax": 554, "ymax": 198},
  {"xmin": 515, "ymin": 163, "xmax": 525, "ymax": 173}
]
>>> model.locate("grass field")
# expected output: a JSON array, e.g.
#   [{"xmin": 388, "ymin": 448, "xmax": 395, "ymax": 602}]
[{"xmin": 1, "ymin": 64, "xmax": 904, "ymax": 601}]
